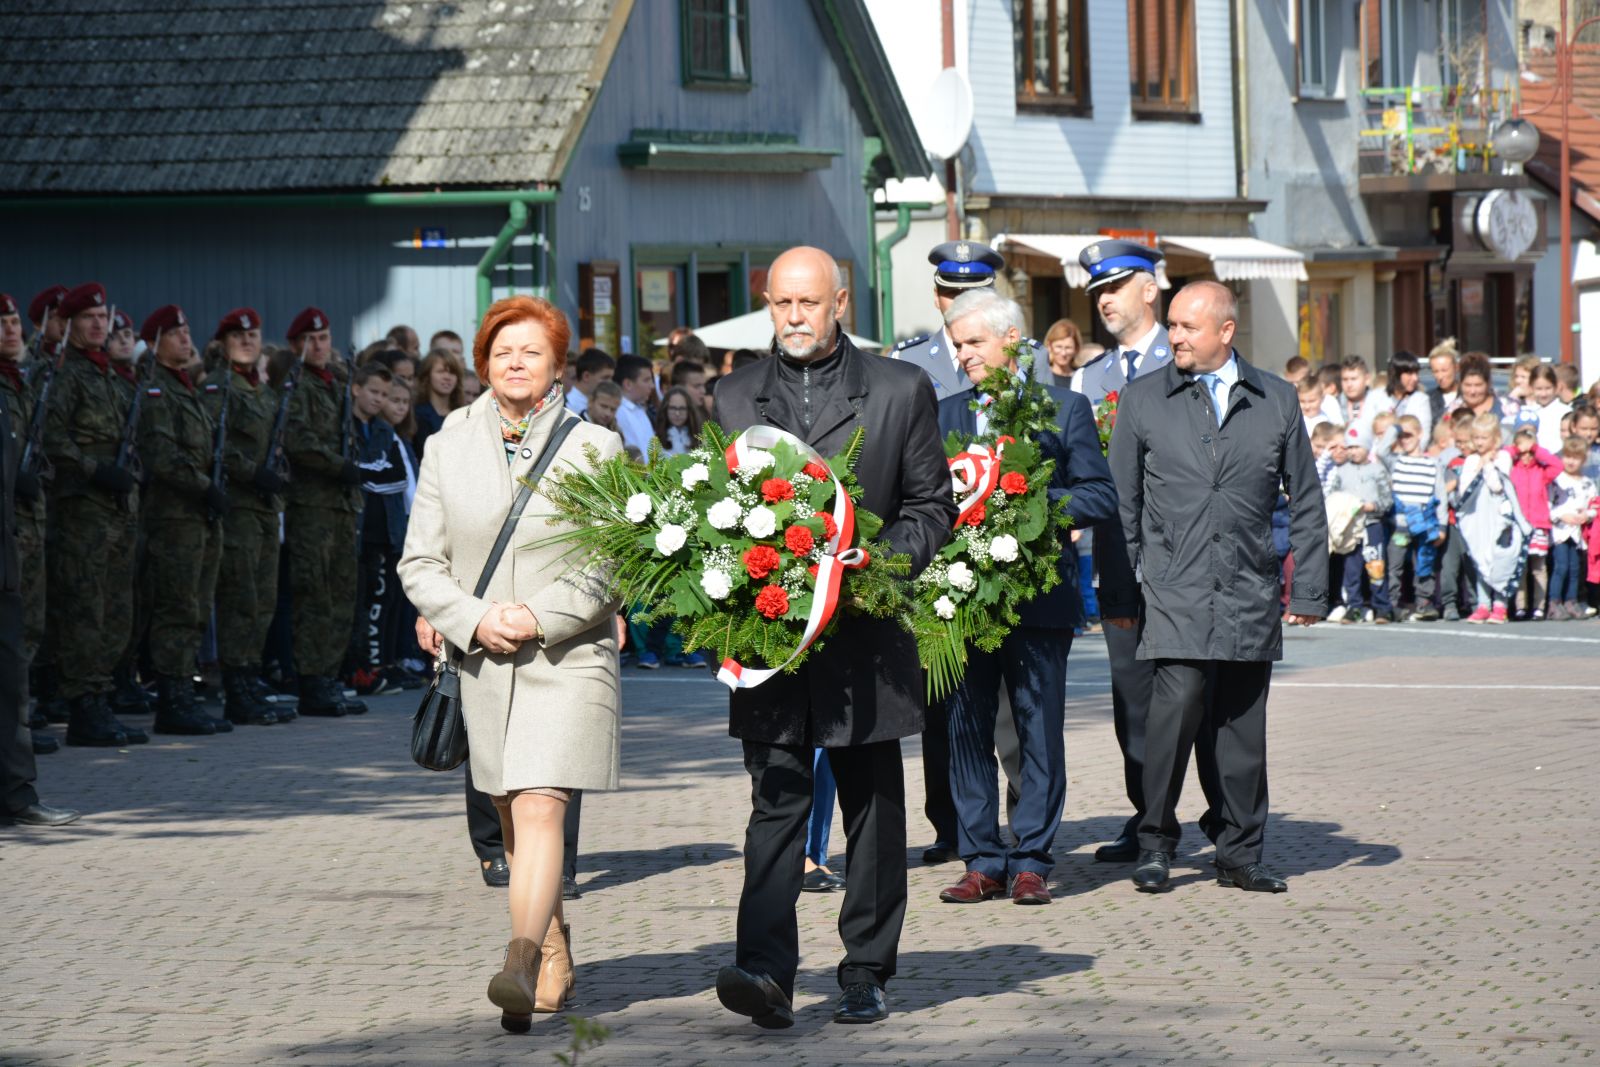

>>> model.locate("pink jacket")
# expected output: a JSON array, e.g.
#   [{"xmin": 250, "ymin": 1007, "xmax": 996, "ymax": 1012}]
[{"xmin": 1505, "ymin": 445, "xmax": 1561, "ymax": 528}]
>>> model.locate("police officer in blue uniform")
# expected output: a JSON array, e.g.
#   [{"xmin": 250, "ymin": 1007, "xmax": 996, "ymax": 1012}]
[
  {"xmin": 891, "ymin": 240, "xmax": 1008, "ymax": 400},
  {"xmin": 1083, "ymin": 239, "xmax": 1223, "ymax": 863}
]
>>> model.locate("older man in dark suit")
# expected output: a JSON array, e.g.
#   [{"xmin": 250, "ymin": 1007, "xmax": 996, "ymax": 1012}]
[
  {"xmin": 712, "ymin": 246, "xmax": 955, "ymax": 1028},
  {"xmin": 933, "ymin": 290, "xmax": 1117, "ymax": 906},
  {"xmin": 1105, "ymin": 281, "xmax": 1327, "ymax": 894}
]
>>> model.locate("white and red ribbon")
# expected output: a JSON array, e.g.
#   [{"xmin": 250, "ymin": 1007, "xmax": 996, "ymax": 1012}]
[
  {"xmin": 947, "ymin": 437, "xmax": 1009, "ymax": 528},
  {"xmin": 716, "ymin": 426, "xmax": 868, "ymax": 691}
]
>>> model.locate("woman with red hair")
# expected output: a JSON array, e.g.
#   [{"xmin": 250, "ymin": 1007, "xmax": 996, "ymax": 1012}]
[{"xmin": 399, "ymin": 296, "xmax": 624, "ymax": 1033}]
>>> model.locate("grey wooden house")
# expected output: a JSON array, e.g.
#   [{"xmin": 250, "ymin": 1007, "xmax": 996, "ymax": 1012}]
[{"xmin": 0, "ymin": 0, "xmax": 926, "ymax": 353}]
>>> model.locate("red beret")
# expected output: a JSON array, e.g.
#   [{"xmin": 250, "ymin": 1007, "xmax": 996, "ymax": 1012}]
[
  {"xmin": 0, "ymin": 293, "xmax": 17, "ymax": 317},
  {"xmin": 28, "ymin": 285, "xmax": 67, "ymax": 326},
  {"xmin": 215, "ymin": 306, "xmax": 262, "ymax": 339},
  {"xmin": 287, "ymin": 306, "xmax": 329, "ymax": 340},
  {"xmin": 112, "ymin": 308, "xmax": 134, "ymax": 332},
  {"xmin": 140, "ymin": 305, "xmax": 188, "ymax": 345},
  {"xmin": 58, "ymin": 282, "xmax": 108, "ymax": 320}
]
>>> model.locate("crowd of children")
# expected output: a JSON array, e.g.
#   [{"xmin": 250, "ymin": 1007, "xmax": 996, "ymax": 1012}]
[{"xmin": 1291, "ymin": 345, "xmax": 1600, "ymax": 625}]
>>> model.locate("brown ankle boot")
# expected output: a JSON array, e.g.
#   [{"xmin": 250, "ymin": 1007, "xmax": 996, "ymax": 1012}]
[
  {"xmin": 534, "ymin": 918, "xmax": 575, "ymax": 1012},
  {"xmin": 487, "ymin": 937, "xmax": 541, "ymax": 1032}
]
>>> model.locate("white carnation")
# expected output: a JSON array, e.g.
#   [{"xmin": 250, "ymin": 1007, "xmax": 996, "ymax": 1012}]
[
  {"xmin": 934, "ymin": 595, "xmax": 956, "ymax": 620},
  {"xmin": 681, "ymin": 462, "xmax": 711, "ymax": 490},
  {"xmin": 706, "ymin": 497, "xmax": 743, "ymax": 530},
  {"xmin": 625, "ymin": 493, "xmax": 653, "ymax": 524},
  {"xmin": 700, "ymin": 568, "xmax": 733, "ymax": 600},
  {"xmin": 740, "ymin": 449, "xmax": 775, "ymax": 472},
  {"xmin": 947, "ymin": 561, "xmax": 976, "ymax": 591},
  {"xmin": 989, "ymin": 534, "xmax": 1019, "ymax": 563},
  {"xmin": 744, "ymin": 506, "xmax": 777, "ymax": 539},
  {"xmin": 654, "ymin": 524, "xmax": 688, "ymax": 555}
]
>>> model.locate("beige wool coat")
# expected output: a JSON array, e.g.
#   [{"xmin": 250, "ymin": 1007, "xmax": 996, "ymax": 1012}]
[{"xmin": 398, "ymin": 392, "xmax": 624, "ymax": 795}]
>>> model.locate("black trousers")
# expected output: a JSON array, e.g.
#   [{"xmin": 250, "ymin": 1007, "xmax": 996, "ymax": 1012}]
[
  {"xmin": 920, "ymin": 700, "xmax": 956, "ymax": 845},
  {"xmin": 1140, "ymin": 659, "xmax": 1272, "ymax": 868},
  {"xmin": 1, "ymin": 591, "xmax": 38, "ymax": 815},
  {"xmin": 737, "ymin": 739, "xmax": 907, "ymax": 999},
  {"xmin": 1437, "ymin": 525, "xmax": 1467, "ymax": 611},
  {"xmin": 465, "ymin": 763, "xmax": 581, "ymax": 879}
]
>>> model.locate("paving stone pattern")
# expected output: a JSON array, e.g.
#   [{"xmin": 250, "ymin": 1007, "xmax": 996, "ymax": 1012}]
[{"xmin": 2, "ymin": 624, "xmax": 1597, "ymax": 1066}]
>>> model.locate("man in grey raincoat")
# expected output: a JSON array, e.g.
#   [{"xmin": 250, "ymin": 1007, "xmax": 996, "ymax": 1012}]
[{"xmin": 1104, "ymin": 281, "xmax": 1327, "ymax": 894}]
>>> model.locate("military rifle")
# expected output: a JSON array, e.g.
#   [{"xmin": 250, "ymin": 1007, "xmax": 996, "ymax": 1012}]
[
  {"xmin": 338, "ymin": 343, "xmax": 355, "ymax": 461},
  {"xmin": 111, "ymin": 315, "xmax": 148, "ymax": 501},
  {"xmin": 263, "ymin": 355, "xmax": 303, "ymax": 489},
  {"xmin": 18, "ymin": 336, "xmax": 66, "ymax": 490},
  {"xmin": 208, "ymin": 362, "xmax": 232, "ymax": 523}
]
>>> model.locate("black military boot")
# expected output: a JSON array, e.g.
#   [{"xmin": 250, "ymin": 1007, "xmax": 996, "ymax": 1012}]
[
  {"xmin": 258, "ymin": 674, "xmax": 297, "ymax": 722},
  {"xmin": 152, "ymin": 676, "xmax": 217, "ymax": 736},
  {"xmin": 297, "ymin": 675, "xmax": 348, "ymax": 717},
  {"xmin": 65, "ymin": 694, "xmax": 128, "ymax": 747},
  {"xmin": 26, "ymin": 700, "xmax": 47, "ymax": 730},
  {"xmin": 335, "ymin": 676, "xmax": 369, "ymax": 716},
  {"xmin": 41, "ymin": 697, "xmax": 71, "ymax": 725},
  {"xmin": 113, "ymin": 666, "xmax": 155, "ymax": 716},
  {"xmin": 108, "ymin": 694, "xmax": 150, "ymax": 744},
  {"xmin": 185, "ymin": 676, "xmax": 233, "ymax": 733},
  {"xmin": 223, "ymin": 671, "xmax": 277, "ymax": 726}
]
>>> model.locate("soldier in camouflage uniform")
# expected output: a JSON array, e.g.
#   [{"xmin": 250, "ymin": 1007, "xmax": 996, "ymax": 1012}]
[
  {"xmin": 283, "ymin": 306, "xmax": 366, "ymax": 716},
  {"xmin": 41, "ymin": 283, "xmax": 149, "ymax": 747},
  {"xmin": 203, "ymin": 307, "xmax": 286, "ymax": 725},
  {"xmin": 21, "ymin": 285, "xmax": 67, "ymax": 728},
  {"xmin": 106, "ymin": 307, "xmax": 158, "ymax": 719},
  {"xmin": 133, "ymin": 304, "xmax": 233, "ymax": 735},
  {"xmin": 0, "ymin": 294, "xmax": 55, "ymax": 754}
]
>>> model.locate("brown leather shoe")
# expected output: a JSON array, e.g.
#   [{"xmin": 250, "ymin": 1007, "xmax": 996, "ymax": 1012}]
[
  {"xmin": 487, "ymin": 937, "xmax": 541, "ymax": 1033},
  {"xmin": 939, "ymin": 870, "xmax": 1005, "ymax": 903},
  {"xmin": 534, "ymin": 918, "xmax": 574, "ymax": 1012},
  {"xmin": 1009, "ymin": 871, "xmax": 1051, "ymax": 904}
]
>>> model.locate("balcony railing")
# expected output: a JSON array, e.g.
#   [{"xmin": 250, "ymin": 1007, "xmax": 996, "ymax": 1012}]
[{"xmin": 1358, "ymin": 85, "xmax": 1513, "ymax": 177}]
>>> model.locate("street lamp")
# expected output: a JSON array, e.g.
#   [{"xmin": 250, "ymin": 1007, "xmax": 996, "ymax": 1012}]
[{"xmin": 1491, "ymin": 117, "xmax": 1540, "ymax": 174}]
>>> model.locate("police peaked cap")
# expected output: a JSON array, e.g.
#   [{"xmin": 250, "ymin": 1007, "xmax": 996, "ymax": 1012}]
[
  {"xmin": 140, "ymin": 305, "xmax": 187, "ymax": 344},
  {"xmin": 58, "ymin": 282, "xmax": 108, "ymax": 320},
  {"xmin": 1079, "ymin": 240, "xmax": 1163, "ymax": 293},
  {"xmin": 28, "ymin": 284, "xmax": 68, "ymax": 325},
  {"xmin": 929, "ymin": 240, "xmax": 1004, "ymax": 289},
  {"xmin": 287, "ymin": 306, "xmax": 330, "ymax": 340},
  {"xmin": 215, "ymin": 306, "xmax": 262, "ymax": 339}
]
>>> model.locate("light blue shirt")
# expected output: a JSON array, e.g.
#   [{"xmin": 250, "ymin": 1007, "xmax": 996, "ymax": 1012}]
[{"xmin": 1200, "ymin": 353, "xmax": 1239, "ymax": 425}]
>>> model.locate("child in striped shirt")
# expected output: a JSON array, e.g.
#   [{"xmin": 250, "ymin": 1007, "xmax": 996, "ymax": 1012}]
[{"xmin": 1384, "ymin": 415, "xmax": 1449, "ymax": 621}]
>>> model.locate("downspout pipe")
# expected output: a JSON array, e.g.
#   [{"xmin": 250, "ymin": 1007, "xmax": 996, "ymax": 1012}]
[
  {"xmin": 876, "ymin": 202, "xmax": 928, "ymax": 343},
  {"xmin": 478, "ymin": 198, "xmax": 530, "ymax": 318}
]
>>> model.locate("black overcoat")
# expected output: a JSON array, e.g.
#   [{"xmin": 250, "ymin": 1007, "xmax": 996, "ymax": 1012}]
[
  {"xmin": 711, "ymin": 337, "xmax": 956, "ymax": 747},
  {"xmin": 1104, "ymin": 352, "xmax": 1328, "ymax": 662}
]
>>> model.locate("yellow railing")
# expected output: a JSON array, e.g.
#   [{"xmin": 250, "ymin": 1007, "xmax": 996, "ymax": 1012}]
[{"xmin": 1358, "ymin": 85, "xmax": 1513, "ymax": 176}]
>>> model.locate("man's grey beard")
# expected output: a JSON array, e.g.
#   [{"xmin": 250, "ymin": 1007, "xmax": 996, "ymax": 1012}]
[{"xmin": 777, "ymin": 321, "xmax": 836, "ymax": 360}]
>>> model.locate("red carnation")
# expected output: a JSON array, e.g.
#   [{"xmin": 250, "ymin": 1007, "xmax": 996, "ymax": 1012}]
[
  {"xmin": 755, "ymin": 585, "xmax": 790, "ymax": 620},
  {"xmin": 743, "ymin": 545, "xmax": 782, "ymax": 580},
  {"xmin": 785, "ymin": 525, "xmax": 816, "ymax": 556},
  {"xmin": 964, "ymin": 502, "xmax": 987, "ymax": 527},
  {"xmin": 803, "ymin": 461, "xmax": 830, "ymax": 481},
  {"xmin": 808, "ymin": 564, "xmax": 820, "ymax": 579},
  {"xmin": 815, "ymin": 511, "xmax": 838, "ymax": 541},
  {"xmin": 761, "ymin": 477, "xmax": 796, "ymax": 503},
  {"xmin": 1104, "ymin": 391, "xmax": 1119, "ymax": 404},
  {"xmin": 1000, "ymin": 471, "xmax": 1029, "ymax": 495}
]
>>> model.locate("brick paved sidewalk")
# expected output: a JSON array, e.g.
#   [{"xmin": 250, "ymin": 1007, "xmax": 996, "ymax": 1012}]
[{"xmin": 2, "ymin": 624, "xmax": 1597, "ymax": 1066}]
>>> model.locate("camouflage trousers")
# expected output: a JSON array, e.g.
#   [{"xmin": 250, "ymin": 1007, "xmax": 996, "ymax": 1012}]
[
  {"xmin": 286, "ymin": 503, "xmax": 358, "ymax": 678},
  {"xmin": 140, "ymin": 514, "xmax": 222, "ymax": 679},
  {"xmin": 215, "ymin": 506, "xmax": 279, "ymax": 671},
  {"xmin": 16, "ymin": 507, "xmax": 46, "ymax": 666},
  {"xmin": 47, "ymin": 495, "xmax": 137, "ymax": 699}
]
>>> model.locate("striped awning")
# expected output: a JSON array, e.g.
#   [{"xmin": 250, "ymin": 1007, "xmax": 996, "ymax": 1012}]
[{"xmin": 1161, "ymin": 236, "xmax": 1309, "ymax": 282}]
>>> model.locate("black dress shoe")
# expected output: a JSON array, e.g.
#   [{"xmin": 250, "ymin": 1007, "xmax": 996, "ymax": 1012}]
[
  {"xmin": 1217, "ymin": 862, "xmax": 1288, "ymax": 893},
  {"xmin": 802, "ymin": 868, "xmax": 845, "ymax": 893},
  {"xmin": 716, "ymin": 965, "xmax": 793, "ymax": 1029},
  {"xmin": 1094, "ymin": 832, "xmax": 1140, "ymax": 863},
  {"xmin": 921, "ymin": 841, "xmax": 960, "ymax": 864},
  {"xmin": 832, "ymin": 982, "xmax": 888, "ymax": 1024},
  {"xmin": 32, "ymin": 732, "xmax": 59, "ymax": 755},
  {"xmin": 562, "ymin": 875, "xmax": 581, "ymax": 900},
  {"xmin": 481, "ymin": 856, "xmax": 510, "ymax": 887},
  {"xmin": 3, "ymin": 802, "xmax": 81, "ymax": 827},
  {"xmin": 1131, "ymin": 849, "xmax": 1173, "ymax": 892}
]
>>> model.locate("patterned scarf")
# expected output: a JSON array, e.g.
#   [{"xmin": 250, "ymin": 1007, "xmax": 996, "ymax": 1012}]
[{"xmin": 492, "ymin": 381, "xmax": 565, "ymax": 461}]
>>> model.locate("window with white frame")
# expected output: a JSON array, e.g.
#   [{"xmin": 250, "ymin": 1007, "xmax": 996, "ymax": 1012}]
[{"xmin": 1297, "ymin": 0, "xmax": 1331, "ymax": 97}]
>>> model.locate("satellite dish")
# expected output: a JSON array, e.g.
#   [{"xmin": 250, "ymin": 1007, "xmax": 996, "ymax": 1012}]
[{"xmin": 920, "ymin": 68, "xmax": 974, "ymax": 161}]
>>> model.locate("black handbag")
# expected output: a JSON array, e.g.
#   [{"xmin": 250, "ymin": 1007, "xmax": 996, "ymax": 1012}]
[{"xmin": 411, "ymin": 415, "xmax": 581, "ymax": 772}]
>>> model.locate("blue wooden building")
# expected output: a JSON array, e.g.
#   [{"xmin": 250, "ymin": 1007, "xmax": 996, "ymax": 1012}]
[{"xmin": 0, "ymin": 0, "xmax": 926, "ymax": 353}]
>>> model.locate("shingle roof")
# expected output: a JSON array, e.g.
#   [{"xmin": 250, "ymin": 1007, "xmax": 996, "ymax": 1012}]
[
  {"xmin": 0, "ymin": 0, "xmax": 627, "ymax": 195},
  {"xmin": 1525, "ymin": 46, "xmax": 1600, "ymax": 222}
]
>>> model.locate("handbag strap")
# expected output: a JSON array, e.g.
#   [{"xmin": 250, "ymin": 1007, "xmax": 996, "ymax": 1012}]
[{"xmin": 443, "ymin": 414, "xmax": 580, "ymax": 669}]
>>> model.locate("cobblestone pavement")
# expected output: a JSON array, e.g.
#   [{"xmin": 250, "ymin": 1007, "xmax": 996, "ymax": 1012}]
[{"xmin": 3, "ymin": 621, "xmax": 1598, "ymax": 1066}]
